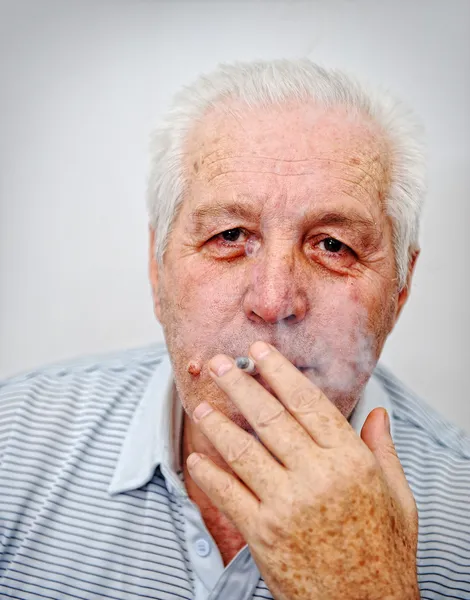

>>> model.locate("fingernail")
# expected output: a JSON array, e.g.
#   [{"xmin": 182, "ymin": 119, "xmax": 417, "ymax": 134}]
[
  {"xmin": 187, "ymin": 453, "xmax": 202, "ymax": 468},
  {"xmin": 193, "ymin": 401, "xmax": 214, "ymax": 422},
  {"xmin": 250, "ymin": 341, "xmax": 271, "ymax": 361},
  {"xmin": 209, "ymin": 355, "xmax": 233, "ymax": 377}
]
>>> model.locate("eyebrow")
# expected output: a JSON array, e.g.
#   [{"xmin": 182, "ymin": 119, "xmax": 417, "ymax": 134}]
[
  {"xmin": 312, "ymin": 210, "xmax": 380, "ymax": 247},
  {"xmin": 188, "ymin": 203, "xmax": 261, "ymax": 235},
  {"xmin": 313, "ymin": 210, "xmax": 377, "ymax": 232}
]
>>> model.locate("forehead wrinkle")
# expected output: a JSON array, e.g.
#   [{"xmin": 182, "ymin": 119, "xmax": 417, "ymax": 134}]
[
  {"xmin": 202, "ymin": 152, "xmax": 384, "ymax": 170},
  {"xmin": 197, "ymin": 153, "xmax": 388, "ymax": 191},
  {"xmin": 330, "ymin": 174, "xmax": 381, "ymax": 201},
  {"xmin": 184, "ymin": 103, "xmax": 392, "ymax": 234},
  {"xmin": 207, "ymin": 169, "xmax": 329, "ymax": 185},
  {"xmin": 202, "ymin": 153, "xmax": 372, "ymax": 168},
  {"xmin": 187, "ymin": 99, "xmax": 389, "ymax": 163}
]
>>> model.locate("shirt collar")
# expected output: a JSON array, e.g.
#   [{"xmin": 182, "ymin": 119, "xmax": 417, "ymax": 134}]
[
  {"xmin": 349, "ymin": 370, "xmax": 395, "ymax": 439},
  {"xmin": 108, "ymin": 352, "xmax": 394, "ymax": 496},
  {"xmin": 108, "ymin": 354, "xmax": 183, "ymax": 496}
]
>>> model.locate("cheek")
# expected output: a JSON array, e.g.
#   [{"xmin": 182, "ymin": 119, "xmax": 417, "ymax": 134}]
[
  {"xmin": 159, "ymin": 259, "xmax": 246, "ymax": 362},
  {"xmin": 290, "ymin": 282, "xmax": 392, "ymax": 404},
  {"xmin": 359, "ymin": 275, "xmax": 398, "ymax": 340},
  {"xmin": 165, "ymin": 258, "xmax": 244, "ymax": 312}
]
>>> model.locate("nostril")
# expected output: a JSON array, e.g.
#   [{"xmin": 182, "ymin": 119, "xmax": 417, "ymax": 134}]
[
  {"xmin": 249, "ymin": 311, "xmax": 264, "ymax": 324},
  {"xmin": 285, "ymin": 314, "xmax": 297, "ymax": 324}
]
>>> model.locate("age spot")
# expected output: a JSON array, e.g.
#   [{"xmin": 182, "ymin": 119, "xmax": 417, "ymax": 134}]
[{"xmin": 245, "ymin": 237, "xmax": 261, "ymax": 258}]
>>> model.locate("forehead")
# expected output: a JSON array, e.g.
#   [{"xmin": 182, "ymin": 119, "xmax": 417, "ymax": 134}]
[
  {"xmin": 183, "ymin": 99, "xmax": 391, "ymax": 215},
  {"xmin": 187, "ymin": 99, "xmax": 389, "ymax": 166}
]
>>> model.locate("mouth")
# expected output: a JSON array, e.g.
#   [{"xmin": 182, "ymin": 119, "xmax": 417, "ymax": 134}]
[
  {"xmin": 231, "ymin": 345, "xmax": 319, "ymax": 376},
  {"xmin": 292, "ymin": 362, "xmax": 321, "ymax": 375},
  {"xmin": 295, "ymin": 365, "xmax": 313, "ymax": 372},
  {"xmin": 260, "ymin": 344, "xmax": 317, "ymax": 373},
  {"xmin": 252, "ymin": 364, "xmax": 316, "ymax": 387}
]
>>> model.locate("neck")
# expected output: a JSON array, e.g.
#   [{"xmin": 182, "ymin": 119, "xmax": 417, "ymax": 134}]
[{"xmin": 182, "ymin": 412, "xmax": 246, "ymax": 566}]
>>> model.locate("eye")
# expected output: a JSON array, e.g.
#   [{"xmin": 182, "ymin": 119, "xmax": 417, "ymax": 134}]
[
  {"xmin": 205, "ymin": 228, "xmax": 250, "ymax": 258},
  {"xmin": 220, "ymin": 228, "xmax": 243, "ymax": 242},
  {"xmin": 211, "ymin": 228, "xmax": 250, "ymax": 247},
  {"xmin": 307, "ymin": 236, "xmax": 357, "ymax": 271},
  {"xmin": 318, "ymin": 237, "xmax": 346, "ymax": 253}
]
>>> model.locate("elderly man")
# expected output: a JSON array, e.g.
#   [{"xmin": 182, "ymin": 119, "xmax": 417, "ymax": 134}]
[{"xmin": 1, "ymin": 59, "xmax": 469, "ymax": 600}]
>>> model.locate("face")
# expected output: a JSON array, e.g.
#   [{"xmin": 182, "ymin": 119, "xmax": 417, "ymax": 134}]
[{"xmin": 149, "ymin": 100, "xmax": 415, "ymax": 429}]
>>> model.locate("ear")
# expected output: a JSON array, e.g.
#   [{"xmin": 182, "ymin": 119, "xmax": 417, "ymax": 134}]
[
  {"xmin": 393, "ymin": 249, "xmax": 420, "ymax": 325},
  {"xmin": 148, "ymin": 226, "xmax": 162, "ymax": 322}
]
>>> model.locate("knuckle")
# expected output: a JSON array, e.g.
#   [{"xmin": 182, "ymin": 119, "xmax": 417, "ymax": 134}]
[
  {"xmin": 257, "ymin": 510, "xmax": 287, "ymax": 548},
  {"xmin": 265, "ymin": 357, "xmax": 286, "ymax": 376},
  {"xmin": 343, "ymin": 449, "xmax": 378, "ymax": 482},
  {"xmin": 289, "ymin": 385, "xmax": 319, "ymax": 413},
  {"xmin": 216, "ymin": 475, "xmax": 235, "ymax": 498},
  {"xmin": 255, "ymin": 405, "xmax": 287, "ymax": 428},
  {"xmin": 225, "ymin": 433, "xmax": 255, "ymax": 464},
  {"xmin": 332, "ymin": 412, "xmax": 349, "ymax": 430},
  {"xmin": 380, "ymin": 441, "xmax": 399, "ymax": 463}
]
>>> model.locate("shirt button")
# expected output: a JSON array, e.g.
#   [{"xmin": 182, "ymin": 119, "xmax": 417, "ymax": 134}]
[{"xmin": 195, "ymin": 538, "xmax": 211, "ymax": 557}]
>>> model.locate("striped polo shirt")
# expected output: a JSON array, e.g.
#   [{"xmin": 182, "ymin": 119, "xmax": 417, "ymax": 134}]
[{"xmin": 1, "ymin": 344, "xmax": 469, "ymax": 599}]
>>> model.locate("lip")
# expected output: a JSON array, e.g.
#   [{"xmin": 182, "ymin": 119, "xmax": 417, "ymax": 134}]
[
  {"xmin": 290, "ymin": 360, "xmax": 317, "ymax": 371},
  {"xmin": 233, "ymin": 345, "xmax": 315, "ymax": 373},
  {"xmin": 256, "ymin": 363, "xmax": 315, "ymax": 372},
  {"xmin": 294, "ymin": 364, "xmax": 322, "ymax": 376},
  {"xmin": 261, "ymin": 344, "xmax": 313, "ymax": 371}
]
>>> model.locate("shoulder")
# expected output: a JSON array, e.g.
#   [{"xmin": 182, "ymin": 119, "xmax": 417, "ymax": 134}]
[
  {"xmin": 0, "ymin": 343, "xmax": 168, "ymax": 402},
  {"xmin": 0, "ymin": 344, "xmax": 168, "ymax": 463},
  {"xmin": 374, "ymin": 363, "xmax": 470, "ymax": 459}
]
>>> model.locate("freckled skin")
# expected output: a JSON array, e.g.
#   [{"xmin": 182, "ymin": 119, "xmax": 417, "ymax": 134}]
[
  {"xmin": 149, "ymin": 100, "xmax": 418, "ymax": 580},
  {"xmin": 247, "ymin": 457, "xmax": 417, "ymax": 600},
  {"xmin": 186, "ymin": 342, "xmax": 419, "ymax": 599},
  {"xmin": 185, "ymin": 345, "xmax": 419, "ymax": 599}
]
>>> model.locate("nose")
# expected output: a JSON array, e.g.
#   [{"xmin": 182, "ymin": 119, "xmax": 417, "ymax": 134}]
[{"xmin": 243, "ymin": 244, "xmax": 308, "ymax": 325}]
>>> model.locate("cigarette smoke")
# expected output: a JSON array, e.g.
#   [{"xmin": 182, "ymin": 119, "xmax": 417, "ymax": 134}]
[{"xmin": 168, "ymin": 285, "xmax": 378, "ymax": 418}]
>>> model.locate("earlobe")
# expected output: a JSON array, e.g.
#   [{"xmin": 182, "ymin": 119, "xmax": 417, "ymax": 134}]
[{"xmin": 148, "ymin": 227, "xmax": 162, "ymax": 322}]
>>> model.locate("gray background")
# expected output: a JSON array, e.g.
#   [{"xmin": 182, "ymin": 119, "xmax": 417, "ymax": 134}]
[{"xmin": 1, "ymin": 0, "xmax": 469, "ymax": 430}]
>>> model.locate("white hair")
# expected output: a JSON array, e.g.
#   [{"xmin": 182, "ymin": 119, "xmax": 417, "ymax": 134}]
[{"xmin": 147, "ymin": 58, "xmax": 426, "ymax": 289}]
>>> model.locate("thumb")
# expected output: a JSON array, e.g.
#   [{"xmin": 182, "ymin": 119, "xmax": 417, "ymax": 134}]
[
  {"xmin": 361, "ymin": 408, "xmax": 416, "ymax": 516},
  {"xmin": 360, "ymin": 407, "xmax": 392, "ymax": 453}
]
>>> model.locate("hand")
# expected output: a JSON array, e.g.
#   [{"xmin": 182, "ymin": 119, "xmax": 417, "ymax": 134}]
[{"xmin": 186, "ymin": 341, "xmax": 419, "ymax": 600}]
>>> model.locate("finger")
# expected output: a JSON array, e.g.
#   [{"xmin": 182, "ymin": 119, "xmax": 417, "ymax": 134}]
[
  {"xmin": 186, "ymin": 452, "xmax": 258, "ymax": 538},
  {"xmin": 192, "ymin": 401, "xmax": 287, "ymax": 501},
  {"xmin": 361, "ymin": 408, "xmax": 417, "ymax": 520},
  {"xmin": 208, "ymin": 355, "xmax": 316, "ymax": 470},
  {"xmin": 249, "ymin": 341, "xmax": 357, "ymax": 448}
]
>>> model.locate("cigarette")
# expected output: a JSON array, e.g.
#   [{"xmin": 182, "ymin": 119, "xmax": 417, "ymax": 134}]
[{"xmin": 235, "ymin": 356, "xmax": 257, "ymax": 375}]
